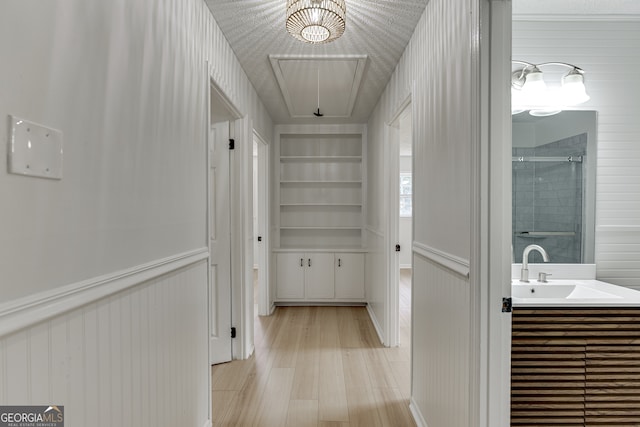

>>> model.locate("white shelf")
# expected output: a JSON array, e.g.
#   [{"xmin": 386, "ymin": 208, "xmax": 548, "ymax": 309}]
[
  {"xmin": 280, "ymin": 226, "xmax": 362, "ymax": 230},
  {"xmin": 274, "ymin": 248, "xmax": 367, "ymax": 253},
  {"xmin": 280, "ymin": 156, "xmax": 362, "ymax": 162},
  {"xmin": 280, "ymin": 203, "xmax": 362, "ymax": 208},
  {"xmin": 280, "ymin": 180, "xmax": 362, "ymax": 184}
]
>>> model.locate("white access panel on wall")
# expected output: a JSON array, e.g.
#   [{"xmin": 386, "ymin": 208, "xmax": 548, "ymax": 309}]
[{"xmin": 8, "ymin": 116, "xmax": 63, "ymax": 180}]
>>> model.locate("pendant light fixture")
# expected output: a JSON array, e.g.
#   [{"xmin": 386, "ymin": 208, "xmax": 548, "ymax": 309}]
[
  {"xmin": 511, "ymin": 61, "xmax": 590, "ymax": 116},
  {"xmin": 286, "ymin": 0, "xmax": 346, "ymax": 44}
]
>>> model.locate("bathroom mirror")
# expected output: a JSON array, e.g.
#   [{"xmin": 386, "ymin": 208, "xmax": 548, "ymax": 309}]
[{"xmin": 512, "ymin": 110, "xmax": 597, "ymax": 264}]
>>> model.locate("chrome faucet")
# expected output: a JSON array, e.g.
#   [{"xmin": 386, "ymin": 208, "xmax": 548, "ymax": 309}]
[{"xmin": 520, "ymin": 244, "xmax": 550, "ymax": 282}]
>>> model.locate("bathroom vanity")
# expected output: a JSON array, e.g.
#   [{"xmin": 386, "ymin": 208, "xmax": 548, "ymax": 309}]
[{"xmin": 510, "ymin": 266, "xmax": 640, "ymax": 426}]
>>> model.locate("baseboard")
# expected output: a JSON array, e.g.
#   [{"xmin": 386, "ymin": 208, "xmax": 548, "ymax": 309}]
[
  {"xmin": 269, "ymin": 302, "xmax": 277, "ymax": 315},
  {"xmin": 410, "ymin": 397, "xmax": 428, "ymax": 427},
  {"xmin": 366, "ymin": 304, "xmax": 385, "ymax": 346},
  {"xmin": 275, "ymin": 301, "xmax": 367, "ymax": 307},
  {"xmin": 0, "ymin": 247, "xmax": 209, "ymax": 339}
]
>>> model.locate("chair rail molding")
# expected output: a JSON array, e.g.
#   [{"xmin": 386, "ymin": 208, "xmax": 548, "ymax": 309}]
[
  {"xmin": 413, "ymin": 241, "xmax": 470, "ymax": 278},
  {"xmin": 0, "ymin": 247, "xmax": 209, "ymax": 338}
]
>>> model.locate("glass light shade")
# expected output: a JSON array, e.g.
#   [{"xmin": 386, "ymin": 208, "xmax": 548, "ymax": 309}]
[
  {"xmin": 286, "ymin": 0, "xmax": 346, "ymax": 44},
  {"xmin": 522, "ymin": 69, "xmax": 547, "ymax": 93},
  {"xmin": 561, "ymin": 71, "xmax": 590, "ymax": 105},
  {"xmin": 516, "ymin": 68, "xmax": 551, "ymax": 108}
]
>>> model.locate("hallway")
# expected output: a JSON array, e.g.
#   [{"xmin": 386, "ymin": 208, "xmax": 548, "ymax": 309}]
[{"xmin": 212, "ymin": 270, "xmax": 413, "ymax": 426}]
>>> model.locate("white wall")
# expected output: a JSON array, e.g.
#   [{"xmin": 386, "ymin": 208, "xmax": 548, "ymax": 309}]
[
  {"xmin": 366, "ymin": 0, "xmax": 477, "ymax": 424},
  {"xmin": 513, "ymin": 18, "xmax": 640, "ymax": 288},
  {"xmin": 0, "ymin": 0, "xmax": 272, "ymax": 424}
]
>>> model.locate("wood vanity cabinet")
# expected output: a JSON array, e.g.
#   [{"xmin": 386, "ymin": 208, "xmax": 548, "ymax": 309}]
[{"xmin": 511, "ymin": 307, "xmax": 640, "ymax": 426}]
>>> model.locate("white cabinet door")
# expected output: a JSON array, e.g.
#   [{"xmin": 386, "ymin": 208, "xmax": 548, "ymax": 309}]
[
  {"xmin": 277, "ymin": 253, "xmax": 305, "ymax": 299},
  {"xmin": 305, "ymin": 253, "xmax": 335, "ymax": 299},
  {"xmin": 335, "ymin": 253, "xmax": 365, "ymax": 299}
]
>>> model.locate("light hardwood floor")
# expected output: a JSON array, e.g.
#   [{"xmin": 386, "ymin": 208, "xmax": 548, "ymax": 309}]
[{"xmin": 212, "ymin": 269, "xmax": 414, "ymax": 427}]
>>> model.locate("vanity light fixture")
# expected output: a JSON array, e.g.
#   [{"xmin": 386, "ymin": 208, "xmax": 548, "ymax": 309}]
[
  {"xmin": 286, "ymin": 0, "xmax": 346, "ymax": 44},
  {"xmin": 512, "ymin": 61, "xmax": 590, "ymax": 116}
]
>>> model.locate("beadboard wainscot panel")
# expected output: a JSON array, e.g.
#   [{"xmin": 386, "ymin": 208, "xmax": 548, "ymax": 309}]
[
  {"xmin": 411, "ymin": 254, "xmax": 471, "ymax": 427},
  {"xmin": 365, "ymin": 0, "xmax": 477, "ymax": 424},
  {"xmin": 0, "ymin": 252, "xmax": 209, "ymax": 427},
  {"xmin": 512, "ymin": 18, "xmax": 640, "ymax": 288}
]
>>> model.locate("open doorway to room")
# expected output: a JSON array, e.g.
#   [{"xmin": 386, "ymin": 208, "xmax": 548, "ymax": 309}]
[
  {"xmin": 252, "ymin": 131, "xmax": 270, "ymax": 319},
  {"xmin": 208, "ymin": 80, "xmax": 242, "ymax": 367},
  {"xmin": 397, "ymin": 107, "xmax": 413, "ymax": 349},
  {"xmin": 386, "ymin": 99, "xmax": 412, "ymax": 349}
]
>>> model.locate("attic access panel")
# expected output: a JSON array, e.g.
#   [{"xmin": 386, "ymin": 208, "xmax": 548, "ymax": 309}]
[{"xmin": 269, "ymin": 55, "xmax": 367, "ymax": 119}]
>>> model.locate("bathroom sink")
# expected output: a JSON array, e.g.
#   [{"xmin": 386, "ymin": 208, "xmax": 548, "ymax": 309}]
[
  {"xmin": 510, "ymin": 275, "xmax": 638, "ymax": 307},
  {"xmin": 512, "ymin": 284, "xmax": 576, "ymax": 298},
  {"xmin": 512, "ymin": 282, "xmax": 623, "ymax": 300}
]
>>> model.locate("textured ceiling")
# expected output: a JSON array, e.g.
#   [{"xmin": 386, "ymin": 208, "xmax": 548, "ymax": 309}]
[{"xmin": 204, "ymin": 0, "xmax": 430, "ymax": 124}]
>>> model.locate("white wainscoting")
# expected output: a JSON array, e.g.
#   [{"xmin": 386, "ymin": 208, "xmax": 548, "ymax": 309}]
[
  {"xmin": 411, "ymin": 254, "xmax": 471, "ymax": 427},
  {"xmin": 0, "ymin": 252, "xmax": 210, "ymax": 427}
]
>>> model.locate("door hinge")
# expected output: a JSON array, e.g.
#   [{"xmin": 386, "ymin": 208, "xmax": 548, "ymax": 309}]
[
  {"xmin": 229, "ymin": 139, "xmax": 235, "ymax": 150},
  {"xmin": 502, "ymin": 297, "xmax": 512, "ymax": 313},
  {"xmin": 395, "ymin": 244, "xmax": 401, "ymax": 252},
  {"xmin": 230, "ymin": 327, "xmax": 236, "ymax": 338}
]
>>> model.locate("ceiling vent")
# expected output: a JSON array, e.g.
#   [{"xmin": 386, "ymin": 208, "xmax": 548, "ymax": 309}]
[{"xmin": 269, "ymin": 55, "xmax": 367, "ymax": 119}]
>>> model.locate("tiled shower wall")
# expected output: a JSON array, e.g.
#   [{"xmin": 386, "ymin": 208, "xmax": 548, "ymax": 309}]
[{"xmin": 513, "ymin": 133, "xmax": 587, "ymax": 263}]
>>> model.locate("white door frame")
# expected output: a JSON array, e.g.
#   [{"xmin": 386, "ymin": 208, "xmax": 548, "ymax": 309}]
[
  {"xmin": 384, "ymin": 95, "xmax": 412, "ymax": 348},
  {"xmin": 233, "ymin": 115, "xmax": 256, "ymax": 360},
  {"xmin": 471, "ymin": 1, "xmax": 513, "ymax": 425},
  {"xmin": 206, "ymin": 69, "xmax": 246, "ymax": 363},
  {"xmin": 253, "ymin": 130, "xmax": 271, "ymax": 317}
]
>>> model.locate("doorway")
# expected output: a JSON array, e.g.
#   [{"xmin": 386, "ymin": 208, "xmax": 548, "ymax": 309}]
[
  {"xmin": 208, "ymin": 81, "xmax": 242, "ymax": 366},
  {"xmin": 396, "ymin": 107, "xmax": 413, "ymax": 349},
  {"xmin": 387, "ymin": 99, "xmax": 412, "ymax": 348},
  {"xmin": 252, "ymin": 131, "xmax": 270, "ymax": 317}
]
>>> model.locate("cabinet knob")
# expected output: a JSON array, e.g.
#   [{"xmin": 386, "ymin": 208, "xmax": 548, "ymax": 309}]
[
  {"xmin": 338, "ymin": 259, "xmax": 342, "ymax": 267},
  {"xmin": 308, "ymin": 258, "xmax": 311, "ymax": 267},
  {"xmin": 300, "ymin": 258, "xmax": 304, "ymax": 267}
]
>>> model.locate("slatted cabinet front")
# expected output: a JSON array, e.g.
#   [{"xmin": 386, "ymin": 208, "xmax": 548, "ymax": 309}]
[{"xmin": 512, "ymin": 308, "xmax": 640, "ymax": 426}]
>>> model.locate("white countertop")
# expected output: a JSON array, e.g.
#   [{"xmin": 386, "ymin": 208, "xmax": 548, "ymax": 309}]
[
  {"xmin": 512, "ymin": 279, "xmax": 640, "ymax": 307},
  {"xmin": 511, "ymin": 264, "xmax": 640, "ymax": 307}
]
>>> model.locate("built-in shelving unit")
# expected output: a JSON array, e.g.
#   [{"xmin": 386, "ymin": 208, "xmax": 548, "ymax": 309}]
[
  {"xmin": 276, "ymin": 129, "xmax": 365, "ymax": 251},
  {"xmin": 273, "ymin": 125, "xmax": 367, "ymax": 303}
]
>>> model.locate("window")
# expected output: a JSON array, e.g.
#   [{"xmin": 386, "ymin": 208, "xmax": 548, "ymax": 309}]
[{"xmin": 400, "ymin": 173, "xmax": 412, "ymax": 217}]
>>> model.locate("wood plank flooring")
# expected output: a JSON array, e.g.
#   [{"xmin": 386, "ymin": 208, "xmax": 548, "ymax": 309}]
[{"xmin": 212, "ymin": 269, "xmax": 414, "ymax": 427}]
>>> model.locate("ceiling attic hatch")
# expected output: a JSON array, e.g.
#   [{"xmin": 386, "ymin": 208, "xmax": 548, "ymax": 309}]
[{"xmin": 269, "ymin": 55, "xmax": 367, "ymax": 119}]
